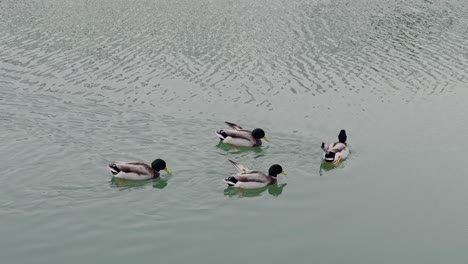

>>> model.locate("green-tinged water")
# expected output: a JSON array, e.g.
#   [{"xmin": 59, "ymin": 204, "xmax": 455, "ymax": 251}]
[{"xmin": 1, "ymin": 0, "xmax": 468, "ymax": 263}]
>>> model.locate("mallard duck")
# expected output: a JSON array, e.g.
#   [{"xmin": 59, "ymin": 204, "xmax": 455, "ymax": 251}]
[
  {"xmin": 108, "ymin": 159, "xmax": 171, "ymax": 180},
  {"xmin": 321, "ymin": 129, "xmax": 349, "ymax": 166},
  {"xmin": 224, "ymin": 159, "xmax": 286, "ymax": 189},
  {"xmin": 216, "ymin": 121, "xmax": 269, "ymax": 147}
]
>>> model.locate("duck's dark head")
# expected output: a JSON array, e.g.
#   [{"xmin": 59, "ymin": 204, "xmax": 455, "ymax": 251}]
[
  {"xmin": 268, "ymin": 164, "xmax": 287, "ymax": 177},
  {"xmin": 151, "ymin": 159, "xmax": 171, "ymax": 174},
  {"xmin": 338, "ymin": 129, "xmax": 347, "ymax": 143},
  {"xmin": 252, "ymin": 128, "xmax": 269, "ymax": 142}
]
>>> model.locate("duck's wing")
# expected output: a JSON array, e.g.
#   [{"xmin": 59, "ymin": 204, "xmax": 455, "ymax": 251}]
[
  {"xmin": 330, "ymin": 142, "xmax": 347, "ymax": 152},
  {"xmin": 232, "ymin": 171, "xmax": 269, "ymax": 183},
  {"xmin": 111, "ymin": 162, "xmax": 153, "ymax": 175},
  {"xmin": 228, "ymin": 159, "xmax": 252, "ymax": 173},
  {"xmin": 223, "ymin": 129, "xmax": 253, "ymax": 139},
  {"xmin": 225, "ymin": 121, "xmax": 243, "ymax": 130}
]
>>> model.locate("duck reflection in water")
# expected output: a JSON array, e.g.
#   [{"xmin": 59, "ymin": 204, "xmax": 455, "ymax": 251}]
[
  {"xmin": 110, "ymin": 177, "xmax": 169, "ymax": 190},
  {"xmin": 216, "ymin": 141, "xmax": 267, "ymax": 154},
  {"xmin": 224, "ymin": 183, "xmax": 287, "ymax": 198}
]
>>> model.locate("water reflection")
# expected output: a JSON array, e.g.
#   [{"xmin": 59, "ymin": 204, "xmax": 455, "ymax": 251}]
[
  {"xmin": 319, "ymin": 160, "xmax": 348, "ymax": 176},
  {"xmin": 215, "ymin": 142, "xmax": 267, "ymax": 159},
  {"xmin": 152, "ymin": 179, "xmax": 168, "ymax": 189},
  {"xmin": 216, "ymin": 142, "xmax": 264, "ymax": 152},
  {"xmin": 223, "ymin": 183, "xmax": 287, "ymax": 198},
  {"xmin": 110, "ymin": 177, "xmax": 168, "ymax": 190}
]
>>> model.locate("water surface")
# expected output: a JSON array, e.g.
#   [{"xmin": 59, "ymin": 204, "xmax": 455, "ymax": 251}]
[{"xmin": 1, "ymin": 0, "xmax": 468, "ymax": 263}]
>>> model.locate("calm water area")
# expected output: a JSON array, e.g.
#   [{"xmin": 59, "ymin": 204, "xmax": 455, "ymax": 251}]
[{"xmin": 1, "ymin": 0, "xmax": 468, "ymax": 263}]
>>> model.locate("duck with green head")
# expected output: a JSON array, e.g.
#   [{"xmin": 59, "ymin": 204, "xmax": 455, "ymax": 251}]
[
  {"xmin": 108, "ymin": 159, "xmax": 171, "ymax": 180},
  {"xmin": 224, "ymin": 159, "xmax": 287, "ymax": 189},
  {"xmin": 216, "ymin": 121, "xmax": 269, "ymax": 147}
]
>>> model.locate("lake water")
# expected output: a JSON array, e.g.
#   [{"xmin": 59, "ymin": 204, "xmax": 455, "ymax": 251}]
[{"xmin": 1, "ymin": 0, "xmax": 468, "ymax": 263}]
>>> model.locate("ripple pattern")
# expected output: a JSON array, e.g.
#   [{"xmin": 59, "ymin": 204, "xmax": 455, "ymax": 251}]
[{"xmin": 1, "ymin": 0, "xmax": 467, "ymax": 112}]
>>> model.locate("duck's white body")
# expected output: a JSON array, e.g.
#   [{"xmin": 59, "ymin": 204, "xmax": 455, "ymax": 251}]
[
  {"xmin": 322, "ymin": 142, "xmax": 349, "ymax": 162},
  {"xmin": 220, "ymin": 136, "xmax": 256, "ymax": 147},
  {"xmin": 113, "ymin": 172, "xmax": 154, "ymax": 180}
]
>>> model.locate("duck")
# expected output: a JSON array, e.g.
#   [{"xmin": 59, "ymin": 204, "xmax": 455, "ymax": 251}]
[
  {"xmin": 108, "ymin": 159, "xmax": 171, "ymax": 180},
  {"xmin": 224, "ymin": 159, "xmax": 286, "ymax": 189},
  {"xmin": 321, "ymin": 129, "xmax": 349, "ymax": 166},
  {"xmin": 216, "ymin": 121, "xmax": 269, "ymax": 147}
]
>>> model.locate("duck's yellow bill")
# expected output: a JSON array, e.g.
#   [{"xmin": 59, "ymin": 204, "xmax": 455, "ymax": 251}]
[
  {"xmin": 164, "ymin": 167, "xmax": 171, "ymax": 174},
  {"xmin": 281, "ymin": 171, "xmax": 287, "ymax": 175},
  {"xmin": 263, "ymin": 136, "xmax": 270, "ymax": 142}
]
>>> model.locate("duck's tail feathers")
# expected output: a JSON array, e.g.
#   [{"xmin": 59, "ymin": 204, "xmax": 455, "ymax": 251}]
[
  {"xmin": 108, "ymin": 163, "xmax": 120, "ymax": 175},
  {"xmin": 216, "ymin": 130, "xmax": 227, "ymax": 141},
  {"xmin": 225, "ymin": 121, "xmax": 243, "ymax": 130},
  {"xmin": 228, "ymin": 159, "xmax": 250, "ymax": 173},
  {"xmin": 224, "ymin": 177, "xmax": 238, "ymax": 186}
]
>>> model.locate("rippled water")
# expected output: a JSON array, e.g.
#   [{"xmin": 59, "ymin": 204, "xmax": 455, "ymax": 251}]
[{"xmin": 1, "ymin": 0, "xmax": 468, "ymax": 263}]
